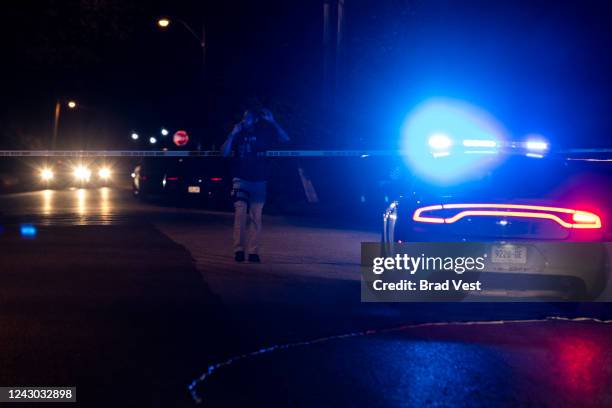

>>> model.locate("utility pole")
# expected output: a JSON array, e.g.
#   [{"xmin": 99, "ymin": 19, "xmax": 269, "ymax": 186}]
[
  {"xmin": 336, "ymin": 0, "xmax": 344, "ymax": 88},
  {"xmin": 323, "ymin": 0, "xmax": 345, "ymax": 104},
  {"xmin": 201, "ymin": 18, "xmax": 207, "ymax": 83}
]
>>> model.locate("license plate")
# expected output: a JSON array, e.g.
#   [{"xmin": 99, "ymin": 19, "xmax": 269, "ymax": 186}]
[
  {"xmin": 491, "ymin": 245, "xmax": 527, "ymax": 264},
  {"xmin": 188, "ymin": 186, "xmax": 201, "ymax": 193}
]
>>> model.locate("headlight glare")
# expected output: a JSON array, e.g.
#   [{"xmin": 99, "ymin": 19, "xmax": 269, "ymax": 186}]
[
  {"xmin": 74, "ymin": 166, "xmax": 91, "ymax": 181},
  {"xmin": 98, "ymin": 167, "xmax": 111, "ymax": 179},
  {"xmin": 40, "ymin": 168, "xmax": 54, "ymax": 181}
]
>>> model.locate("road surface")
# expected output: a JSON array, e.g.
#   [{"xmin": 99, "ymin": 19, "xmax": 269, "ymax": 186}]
[{"xmin": 0, "ymin": 187, "xmax": 611, "ymax": 407}]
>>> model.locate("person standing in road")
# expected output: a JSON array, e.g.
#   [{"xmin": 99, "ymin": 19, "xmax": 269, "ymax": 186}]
[{"xmin": 221, "ymin": 107, "xmax": 289, "ymax": 262}]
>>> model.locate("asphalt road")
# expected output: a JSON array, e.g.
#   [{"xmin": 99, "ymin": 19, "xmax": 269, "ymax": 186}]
[{"xmin": 0, "ymin": 187, "xmax": 611, "ymax": 407}]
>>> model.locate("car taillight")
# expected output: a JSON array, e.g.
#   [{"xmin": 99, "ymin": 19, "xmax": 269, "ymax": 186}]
[
  {"xmin": 413, "ymin": 204, "xmax": 602, "ymax": 229},
  {"xmin": 571, "ymin": 211, "xmax": 602, "ymax": 228},
  {"xmin": 210, "ymin": 177, "xmax": 223, "ymax": 181},
  {"xmin": 166, "ymin": 176, "xmax": 179, "ymax": 181}
]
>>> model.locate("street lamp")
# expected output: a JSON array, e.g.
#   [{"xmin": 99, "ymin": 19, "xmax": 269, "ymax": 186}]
[
  {"xmin": 149, "ymin": 136, "xmax": 157, "ymax": 145},
  {"xmin": 156, "ymin": 16, "xmax": 206, "ymax": 68},
  {"xmin": 161, "ymin": 128, "xmax": 169, "ymax": 136},
  {"xmin": 131, "ymin": 132, "xmax": 139, "ymax": 140},
  {"xmin": 157, "ymin": 15, "xmax": 207, "ymax": 148},
  {"xmin": 52, "ymin": 99, "xmax": 78, "ymax": 150}
]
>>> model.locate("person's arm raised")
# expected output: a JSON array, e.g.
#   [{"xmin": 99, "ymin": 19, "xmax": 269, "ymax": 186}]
[
  {"xmin": 271, "ymin": 121, "xmax": 289, "ymax": 143},
  {"xmin": 220, "ymin": 123, "xmax": 242, "ymax": 157},
  {"xmin": 261, "ymin": 108, "xmax": 290, "ymax": 143}
]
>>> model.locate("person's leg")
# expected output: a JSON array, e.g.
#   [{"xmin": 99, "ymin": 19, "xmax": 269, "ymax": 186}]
[
  {"xmin": 233, "ymin": 200, "xmax": 248, "ymax": 255},
  {"xmin": 247, "ymin": 181, "xmax": 266, "ymax": 259},
  {"xmin": 247, "ymin": 201, "xmax": 264, "ymax": 256},
  {"xmin": 232, "ymin": 178, "xmax": 249, "ymax": 260}
]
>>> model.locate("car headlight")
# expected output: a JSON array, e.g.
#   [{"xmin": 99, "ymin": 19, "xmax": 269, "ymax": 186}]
[
  {"xmin": 98, "ymin": 167, "xmax": 111, "ymax": 179},
  {"xmin": 40, "ymin": 168, "xmax": 54, "ymax": 181},
  {"xmin": 74, "ymin": 166, "xmax": 91, "ymax": 181}
]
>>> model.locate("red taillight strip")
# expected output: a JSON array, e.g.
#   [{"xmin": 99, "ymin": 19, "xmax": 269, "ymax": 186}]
[
  {"xmin": 442, "ymin": 203, "xmax": 576, "ymax": 213},
  {"xmin": 413, "ymin": 204, "xmax": 601, "ymax": 229},
  {"xmin": 445, "ymin": 210, "xmax": 573, "ymax": 228},
  {"xmin": 413, "ymin": 205, "xmax": 445, "ymax": 223},
  {"xmin": 572, "ymin": 211, "xmax": 603, "ymax": 229}
]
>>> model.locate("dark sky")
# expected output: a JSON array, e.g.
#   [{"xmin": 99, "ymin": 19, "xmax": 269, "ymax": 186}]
[
  {"xmin": 341, "ymin": 0, "xmax": 612, "ymax": 149},
  {"xmin": 0, "ymin": 0, "xmax": 322, "ymax": 149},
  {"xmin": 1, "ymin": 0, "xmax": 611, "ymax": 150}
]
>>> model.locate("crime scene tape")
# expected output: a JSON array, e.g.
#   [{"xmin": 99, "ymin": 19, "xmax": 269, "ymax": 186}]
[
  {"xmin": 0, "ymin": 149, "xmax": 610, "ymax": 157},
  {"xmin": 0, "ymin": 150, "xmax": 395, "ymax": 157},
  {"xmin": 0, "ymin": 150, "xmax": 218, "ymax": 157}
]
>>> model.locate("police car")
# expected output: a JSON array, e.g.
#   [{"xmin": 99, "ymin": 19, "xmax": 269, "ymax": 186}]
[{"xmin": 383, "ymin": 137, "xmax": 611, "ymax": 300}]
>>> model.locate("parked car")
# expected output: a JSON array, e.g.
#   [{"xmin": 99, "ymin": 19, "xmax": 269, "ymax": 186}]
[
  {"xmin": 33, "ymin": 159, "xmax": 115, "ymax": 188},
  {"xmin": 132, "ymin": 157, "xmax": 231, "ymax": 207}
]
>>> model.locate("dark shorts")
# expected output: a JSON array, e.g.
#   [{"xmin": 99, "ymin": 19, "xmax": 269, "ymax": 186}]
[{"xmin": 232, "ymin": 178, "xmax": 267, "ymax": 204}]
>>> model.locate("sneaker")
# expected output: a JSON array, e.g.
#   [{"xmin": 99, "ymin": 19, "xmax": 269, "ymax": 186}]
[
  {"xmin": 248, "ymin": 254, "xmax": 261, "ymax": 263},
  {"xmin": 234, "ymin": 251, "xmax": 245, "ymax": 262}
]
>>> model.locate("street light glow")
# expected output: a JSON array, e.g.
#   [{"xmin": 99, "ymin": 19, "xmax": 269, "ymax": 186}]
[
  {"xmin": 67, "ymin": 100, "xmax": 77, "ymax": 109},
  {"xmin": 157, "ymin": 18, "xmax": 170, "ymax": 28},
  {"xmin": 149, "ymin": 136, "xmax": 157, "ymax": 144},
  {"xmin": 131, "ymin": 132, "xmax": 139, "ymax": 140},
  {"xmin": 161, "ymin": 128, "xmax": 169, "ymax": 136}
]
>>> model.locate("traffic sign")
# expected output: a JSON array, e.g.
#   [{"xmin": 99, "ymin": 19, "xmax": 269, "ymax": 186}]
[{"xmin": 173, "ymin": 130, "xmax": 189, "ymax": 146}]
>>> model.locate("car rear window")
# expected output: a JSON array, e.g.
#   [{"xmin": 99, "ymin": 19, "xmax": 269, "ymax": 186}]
[
  {"xmin": 144, "ymin": 158, "xmax": 227, "ymax": 174},
  {"xmin": 412, "ymin": 156, "xmax": 609, "ymax": 200}
]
